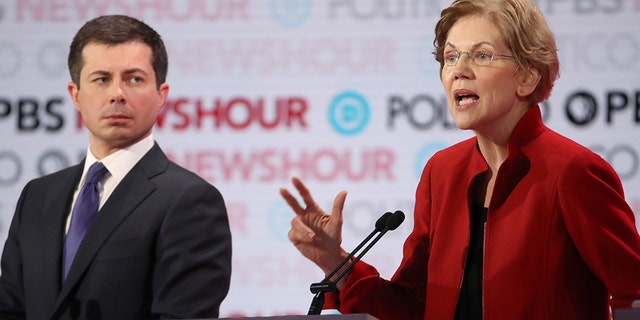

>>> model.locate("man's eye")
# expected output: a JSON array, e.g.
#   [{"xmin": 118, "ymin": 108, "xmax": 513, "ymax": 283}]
[{"xmin": 129, "ymin": 77, "xmax": 143, "ymax": 84}]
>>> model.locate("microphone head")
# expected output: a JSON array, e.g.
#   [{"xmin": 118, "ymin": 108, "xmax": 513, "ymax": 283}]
[
  {"xmin": 375, "ymin": 212, "xmax": 392, "ymax": 231},
  {"xmin": 386, "ymin": 210, "xmax": 405, "ymax": 230}
]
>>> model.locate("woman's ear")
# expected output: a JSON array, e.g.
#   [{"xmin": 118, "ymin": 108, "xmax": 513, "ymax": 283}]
[{"xmin": 517, "ymin": 67, "xmax": 541, "ymax": 98}]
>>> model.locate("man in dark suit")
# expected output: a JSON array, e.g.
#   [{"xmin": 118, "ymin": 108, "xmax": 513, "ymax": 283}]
[{"xmin": 0, "ymin": 15, "xmax": 232, "ymax": 319}]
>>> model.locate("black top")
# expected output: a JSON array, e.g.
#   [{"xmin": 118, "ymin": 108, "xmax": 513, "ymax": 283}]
[{"xmin": 454, "ymin": 205, "xmax": 488, "ymax": 320}]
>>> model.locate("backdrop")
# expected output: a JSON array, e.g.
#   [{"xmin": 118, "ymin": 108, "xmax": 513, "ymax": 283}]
[{"xmin": 0, "ymin": 0, "xmax": 638, "ymax": 317}]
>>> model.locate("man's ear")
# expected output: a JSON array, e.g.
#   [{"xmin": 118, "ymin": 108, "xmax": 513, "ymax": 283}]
[
  {"xmin": 68, "ymin": 82, "xmax": 81, "ymax": 111},
  {"xmin": 157, "ymin": 83, "xmax": 169, "ymax": 111},
  {"xmin": 517, "ymin": 67, "xmax": 541, "ymax": 98}
]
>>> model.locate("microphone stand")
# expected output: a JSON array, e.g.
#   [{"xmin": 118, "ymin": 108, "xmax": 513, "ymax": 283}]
[{"xmin": 306, "ymin": 211, "xmax": 405, "ymax": 315}]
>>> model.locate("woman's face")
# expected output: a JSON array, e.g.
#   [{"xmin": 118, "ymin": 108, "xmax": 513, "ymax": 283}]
[{"xmin": 440, "ymin": 15, "xmax": 524, "ymax": 135}]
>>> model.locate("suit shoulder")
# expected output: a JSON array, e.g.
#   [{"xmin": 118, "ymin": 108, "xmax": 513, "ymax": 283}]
[
  {"xmin": 24, "ymin": 165, "xmax": 79, "ymax": 187},
  {"xmin": 162, "ymin": 161, "xmax": 219, "ymax": 188}
]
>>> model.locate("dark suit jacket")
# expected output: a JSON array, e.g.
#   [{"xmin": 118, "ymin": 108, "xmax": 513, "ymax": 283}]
[{"xmin": 0, "ymin": 143, "xmax": 232, "ymax": 319}]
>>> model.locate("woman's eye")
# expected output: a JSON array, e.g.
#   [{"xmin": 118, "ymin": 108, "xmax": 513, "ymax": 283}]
[
  {"xmin": 445, "ymin": 53, "xmax": 457, "ymax": 62},
  {"xmin": 476, "ymin": 52, "xmax": 491, "ymax": 61}
]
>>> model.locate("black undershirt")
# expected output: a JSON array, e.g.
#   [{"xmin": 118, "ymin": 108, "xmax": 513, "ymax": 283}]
[{"xmin": 453, "ymin": 205, "xmax": 488, "ymax": 320}]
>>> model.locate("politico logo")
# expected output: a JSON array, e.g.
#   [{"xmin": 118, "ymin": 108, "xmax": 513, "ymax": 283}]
[
  {"xmin": 328, "ymin": 90, "xmax": 371, "ymax": 136},
  {"xmin": 387, "ymin": 94, "xmax": 457, "ymax": 130},
  {"xmin": 327, "ymin": 0, "xmax": 441, "ymax": 20}
]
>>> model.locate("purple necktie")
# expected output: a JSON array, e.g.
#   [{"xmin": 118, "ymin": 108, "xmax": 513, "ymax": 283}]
[{"xmin": 62, "ymin": 162, "xmax": 108, "ymax": 281}]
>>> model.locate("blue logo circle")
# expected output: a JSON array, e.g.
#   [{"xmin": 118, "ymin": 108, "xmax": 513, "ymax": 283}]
[
  {"xmin": 268, "ymin": 200, "xmax": 295, "ymax": 241},
  {"xmin": 415, "ymin": 142, "xmax": 448, "ymax": 177},
  {"xmin": 269, "ymin": 0, "xmax": 313, "ymax": 28},
  {"xmin": 328, "ymin": 91, "xmax": 371, "ymax": 136}
]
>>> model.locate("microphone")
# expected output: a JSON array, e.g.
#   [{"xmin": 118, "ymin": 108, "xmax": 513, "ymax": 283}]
[
  {"xmin": 307, "ymin": 210, "xmax": 405, "ymax": 315},
  {"xmin": 320, "ymin": 211, "xmax": 392, "ymax": 283}
]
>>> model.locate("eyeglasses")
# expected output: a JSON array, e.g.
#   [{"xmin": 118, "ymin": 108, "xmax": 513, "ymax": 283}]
[{"xmin": 443, "ymin": 50, "xmax": 515, "ymax": 66}]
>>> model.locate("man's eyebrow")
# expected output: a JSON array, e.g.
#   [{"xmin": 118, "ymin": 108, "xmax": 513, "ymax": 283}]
[
  {"xmin": 122, "ymin": 68, "xmax": 149, "ymax": 76},
  {"xmin": 87, "ymin": 70, "xmax": 111, "ymax": 77}
]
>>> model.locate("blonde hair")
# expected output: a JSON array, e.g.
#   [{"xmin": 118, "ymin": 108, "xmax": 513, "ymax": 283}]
[{"xmin": 433, "ymin": 0, "xmax": 560, "ymax": 103}]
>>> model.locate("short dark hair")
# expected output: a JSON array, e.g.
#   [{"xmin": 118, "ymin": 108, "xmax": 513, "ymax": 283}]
[{"xmin": 68, "ymin": 15, "xmax": 168, "ymax": 89}]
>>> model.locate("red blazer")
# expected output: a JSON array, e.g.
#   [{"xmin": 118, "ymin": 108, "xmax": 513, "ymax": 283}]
[{"xmin": 332, "ymin": 106, "xmax": 640, "ymax": 320}]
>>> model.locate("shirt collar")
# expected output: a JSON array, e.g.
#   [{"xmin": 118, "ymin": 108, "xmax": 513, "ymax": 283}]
[{"xmin": 83, "ymin": 134, "xmax": 155, "ymax": 183}]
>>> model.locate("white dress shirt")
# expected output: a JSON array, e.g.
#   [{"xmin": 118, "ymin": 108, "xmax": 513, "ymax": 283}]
[{"xmin": 65, "ymin": 135, "xmax": 155, "ymax": 233}]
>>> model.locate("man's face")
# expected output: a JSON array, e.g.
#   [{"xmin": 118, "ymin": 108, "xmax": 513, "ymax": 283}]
[{"xmin": 68, "ymin": 41, "xmax": 169, "ymax": 157}]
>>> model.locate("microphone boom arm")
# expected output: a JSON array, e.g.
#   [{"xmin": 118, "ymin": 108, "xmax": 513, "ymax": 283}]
[{"xmin": 306, "ymin": 211, "xmax": 405, "ymax": 315}]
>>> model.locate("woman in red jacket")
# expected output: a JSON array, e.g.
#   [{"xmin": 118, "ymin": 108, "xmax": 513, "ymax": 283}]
[{"xmin": 280, "ymin": 0, "xmax": 640, "ymax": 319}]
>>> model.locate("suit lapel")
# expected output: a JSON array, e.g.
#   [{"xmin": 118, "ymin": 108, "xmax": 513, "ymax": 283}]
[
  {"xmin": 35, "ymin": 164, "xmax": 83, "ymax": 311},
  {"xmin": 54, "ymin": 144, "xmax": 169, "ymax": 310}
]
